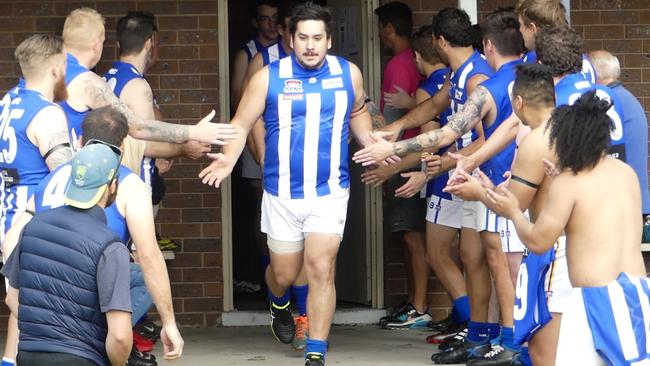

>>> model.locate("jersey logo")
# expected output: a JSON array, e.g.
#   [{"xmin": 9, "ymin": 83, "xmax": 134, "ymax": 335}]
[
  {"xmin": 74, "ymin": 165, "xmax": 87, "ymax": 185},
  {"xmin": 322, "ymin": 77, "xmax": 343, "ymax": 90},
  {"xmin": 455, "ymin": 90, "xmax": 463, "ymax": 100},
  {"xmin": 283, "ymin": 79, "xmax": 303, "ymax": 93}
]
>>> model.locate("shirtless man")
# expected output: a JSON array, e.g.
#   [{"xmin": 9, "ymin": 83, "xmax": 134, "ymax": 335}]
[{"xmin": 487, "ymin": 91, "xmax": 650, "ymax": 365}]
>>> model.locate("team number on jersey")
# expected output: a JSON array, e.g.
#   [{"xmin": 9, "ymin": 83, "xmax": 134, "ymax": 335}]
[
  {"xmin": 0, "ymin": 94, "xmax": 23, "ymax": 164},
  {"xmin": 41, "ymin": 165, "xmax": 71, "ymax": 209},
  {"xmin": 514, "ymin": 261, "xmax": 529, "ymax": 321}
]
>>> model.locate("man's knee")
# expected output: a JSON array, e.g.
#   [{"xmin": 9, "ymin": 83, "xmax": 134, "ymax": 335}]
[{"xmin": 305, "ymin": 257, "xmax": 335, "ymax": 284}]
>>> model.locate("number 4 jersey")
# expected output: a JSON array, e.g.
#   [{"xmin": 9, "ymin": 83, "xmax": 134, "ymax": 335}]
[{"xmin": 0, "ymin": 88, "xmax": 56, "ymax": 236}]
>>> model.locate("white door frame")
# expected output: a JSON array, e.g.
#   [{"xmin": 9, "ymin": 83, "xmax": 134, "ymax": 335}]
[{"xmin": 218, "ymin": 0, "xmax": 386, "ymax": 312}]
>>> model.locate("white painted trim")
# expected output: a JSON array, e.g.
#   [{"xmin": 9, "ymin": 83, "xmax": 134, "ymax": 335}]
[
  {"xmin": 217, "ymin": 0, "xmax": 234, "ymax": 313},
  {"xmin": 458, "ymin": 0, "xmax": 478, "ymax": 24},
  {"xmin": 222, "ymin": 308, "xmax": 388, "ymax": 326},
  {"xmin": 561, "ymin": 0, "xmax": 571, "ymax": 25}
]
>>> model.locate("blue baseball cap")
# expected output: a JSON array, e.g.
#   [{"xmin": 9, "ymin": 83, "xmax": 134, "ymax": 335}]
[{"xmin": 64, "ymin": 144, "xmax": 120, "ymax": 209}]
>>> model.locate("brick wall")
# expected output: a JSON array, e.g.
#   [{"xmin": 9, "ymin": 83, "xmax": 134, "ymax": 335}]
[
  {"xmin": 380, "ymin": 0, "xmax": 650, "ymax": 317},
  {"xmin": 0, "ymin": 0, "xmax": 222, "ymax": 328}
]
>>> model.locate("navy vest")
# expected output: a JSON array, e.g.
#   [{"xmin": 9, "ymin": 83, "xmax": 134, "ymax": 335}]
[{"xmin": 17, "ymin": 205, "xmax": 121, "ymax": 366}]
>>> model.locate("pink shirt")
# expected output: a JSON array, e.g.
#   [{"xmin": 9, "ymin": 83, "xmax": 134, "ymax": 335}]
[{"xmin": 380, "ymin": 47, "xmax": 422, "ymax": 139}]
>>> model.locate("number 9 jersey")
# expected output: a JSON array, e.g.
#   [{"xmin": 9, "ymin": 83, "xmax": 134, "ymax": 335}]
[{"xmin": 0, "ymin": 86, "xmax": 57, "ymax": 236}]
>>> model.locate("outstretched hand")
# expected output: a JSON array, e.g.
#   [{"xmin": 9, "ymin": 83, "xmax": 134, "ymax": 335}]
[
  {"xmin": 192, "ymin": 110, "xmax": 238, "ymax": 145},
  {"xmin": 443, "ymin": 169, "xmax": 483, "ymax": 201},
  {"xmin": 485, "ymin": 185, "xmax": 520, "ymax": 218},
  {"xmin": 198, "ymin": 153, "xmax": 234, "ymax": 187},
  {"xmin": 447, "ymin": 151, "xmax": 477, "ymax": 186},
  {"xmin": 384, "ymin": 85, "xmax": 416, "ymax": 110},
  {"xmin": 394, "ymin": 171, "xmax": 427, "ymax": 198},
  {"xmin": 160, "ymin": 323, "xmax": 184, "ymax": 360},
  {"xmin": 353, "ymin": 131, "xmax": 400, "ymax": 166}
]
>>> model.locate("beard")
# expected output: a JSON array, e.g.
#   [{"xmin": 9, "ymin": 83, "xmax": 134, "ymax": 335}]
[
  {"xmin": 53, "ymin": 72, "xmax": 67, "ymax": 102},
  {"xmin": 105, "ymin": 182, "xmax": 118, "ymax": 207}
]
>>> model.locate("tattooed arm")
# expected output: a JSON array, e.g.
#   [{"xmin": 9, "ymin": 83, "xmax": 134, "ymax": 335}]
[
  {"xmin": 392, "ymin": 86, "xmax": 492, "ymax": 156},
  {"xmin": 27, "ymin": 105, "xmax": 73, "ymax": 170},
  {"xmin": 75, "ymin": 72, "xmax": 234, "ymax": 145}
]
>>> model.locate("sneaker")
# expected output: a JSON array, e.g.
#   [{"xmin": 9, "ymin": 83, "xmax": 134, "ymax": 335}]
[
  {"xmin": 431, "ymin": 339, "xmax": 491, "ymax": 364},
  {"xmin": 428, "ymin": 313, "xmax": 454, "ymax": 331},
  {"xmin": 134, "ymin": 320, "xmax": 161, "ymax": 342},
  {"xmin": 426, "ymin": 321, "xmax": 467, "ymax": 344},
  {"xmin": 379, "ymin": 301, "xmax": 408, "ymax": 326},
  {"xmin": 304, "ymin": 353, "xmax": 325, "ymax": 366},
  {"xmin": 133, "ymin": 331, "xmax": 155, "ymax": 353},
  {"xmin": 270, "ymin": 301, "xmax": 295, "ymax": 344},
  {"xmin": 292, "ymin": 315, "xmax": 309, "ymax": 350},
  {"xmin": 383, "ymin": 308, "xmax": 432, "ymax": 330},
  {"xmin": 436, "ymin": 328, "xmax": 467, "ymax": 351},
  {"xmin": 126, "ymin": 348, "xmax": 157, "ymax": 366},
  {"xmin": 467, "ymin": 344, "xmax": 518, "ymax": 366}
]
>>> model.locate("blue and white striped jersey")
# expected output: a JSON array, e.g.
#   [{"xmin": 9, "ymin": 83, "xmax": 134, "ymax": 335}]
[
  {"xmin": 262, "ymin": 40, "xmax": 290, "ymax": 66},
  {"xmin": 59, "ymin": 53, "xmax": 90, "ymax": 144},
  {"xmin": 243, "ymin": 38, "xmax": 267, "ymax": 61},
  {"xmin": 479, "ymin": 58, "xmax": 522, "ymax": 185},
  {"xmin": 0, "ymin": 88, "xmax": 56, "ymax": 236},
  {"xmin": 263, "ymin": 55, "xmax": 355, "ymax": 199},
  {"xmin": 449, "ymin": 51, "xmax": 493, "ymax": 151},
  {"xmin": 582, "ymin": 272, "xmax": 650, "ymax": 364},
  {"xmin": 34, "ymin": 163, "xmax": 137, "ymax": 244}
]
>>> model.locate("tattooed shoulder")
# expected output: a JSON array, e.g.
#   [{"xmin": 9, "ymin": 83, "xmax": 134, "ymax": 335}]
[{"xmin": 448, "ymin": 85, "xmax": 489, "ymax": 136}]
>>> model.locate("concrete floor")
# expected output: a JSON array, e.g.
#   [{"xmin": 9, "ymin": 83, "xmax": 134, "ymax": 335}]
[{"xmin": 148, "ymin": 326, "xmax": 461, "ymax": 365}]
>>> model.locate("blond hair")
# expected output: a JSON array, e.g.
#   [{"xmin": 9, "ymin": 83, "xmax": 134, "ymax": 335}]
[
  {"xmin": 62, "ymin": 7, "xmax": 105, "ymax": 51},
  {"xmin": 15, "ymin": 34, "xmax": 65, "ymax": 79},
  {"xmin": 516, "ymin": 0, "xmax": 568, "ymax": 28}
]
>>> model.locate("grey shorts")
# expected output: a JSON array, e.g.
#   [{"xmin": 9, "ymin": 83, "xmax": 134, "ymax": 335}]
[{"xmin": 384, "ymin": 174, "xmax": 426, "ymax": 233}]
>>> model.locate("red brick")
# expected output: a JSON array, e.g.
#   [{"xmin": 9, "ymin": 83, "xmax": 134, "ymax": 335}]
[
  {"xmin": 183, "ymin": 238, "xmax": 220, "ymax": 252},
  {"xmin": 626, "ymin": 54, "xmax": 650, "ymax": 67},
  {"xmin": 179, "ymin": 1, "xmax": 217, "ymax": 15},
  {"xmin": 156, "ymin": 30, "xmax": 178, "ymax": 45},
  {"xmin": 620, "ymin": 69, "xmax": 642, "ymax": 83},
  {"xmin": 148, "ymin": 60, "xmax": 180, "ymax": 75},
  {"xmin": 158, "ymin": 104, "xmax": 202, "ymax": 119},
  {"xmin": 160, "ymin": 75, "xmax": 201, "ymax": 89},
  {"xmin": 205, "ymin": 312, "xmax": 220, "ymax": 326},
  {"xmin": 203, "ymin": 252, "xmax": 222, "ymax": 267},
  {"xmin": 153, "ymin": 89, "xmax": 179, "ymax": 104},
  {"xmin": 181, "ymin": 176, "xmax": 220, "ymax": 192},
  {"xmin": 626, "ymin": 82, "xmax": 650, "ymax": 97},
  {"xmin": 641, "ymin": 10, "xmax": 650, "ymax": 23},
  {"xmin": 184, "ymin": 297, "xmax": 221, "ymax": 312},
  {"xmin": 13, "ymin": 2, "xmax": 55, "ymax": 17},
  {"xmin": 183, "ymin": 267, "xmax": 220, "ymax": 282},
  {"xmin": 179, "ymin": 60, "xmax": 218, "ymax": 74},
  {"xmin": 202, "ymin": 222, "xmax": 222, "ymax": 238},
  {"xmin": 179, "ymin": 30, "xmax": 217, "ymax": 45},
  {"xmin": 156, "ymin": 208, "xmax": 181, "ymax": 223},
  {"xmin": 159, "ymin": 223, "xmax": 202, "ymax": 237},
  {"xmin": 137, "ymin": 1, "xmax": 179, "ymax": 15},
  {"xmin": 0, "ymin": 78, "xmax": 17, "ymax": 92},
  {"xmin": 622, "ymin": 0, "xmax": 650, "ymax": 9},
  {"xmin": 571, "ymin": 10, "xmax": 601, "ymax": 25},
  {"xmin": 204, "ymin": 282, "xmax": 223, "ymax": 297},
  {"xmin": 203, "ymin": 192, "xmax": 221, "ymax": 207},
  {"xmin": 96, "ymin": 1, "xmax": 138, "ymax": 15},
  {"xmin": 420, "ymin": 0, "xmax": 456, "ymax": 11},
  {"xmin": 182, "ymin": 208, "xmax": 219, "ymax": 223},
  {"xmin": 199, "ymin": 45, "xmax": 218, "ymax": 59},
  {"xmin": 172, "ymin": 283, "xmax": 204, "ymax": 297},
  {"xmin": 0, "ymin": 63, "xmax": 13, "ymax": 77},
  {"xmin": 168, "ymin": 252, "xmax": 203, "ymax": 268},
  {"xmin": 584, "ymin": 25, "xmax": 625, "ymax": 39},
  {"xmin": 627, "ymin": 25, "xmax": 650, "ymax": 39},
  {"xmin": 158, "ymin": 16, "xmax": 198, "ymax": 30},
  {"xmin": 174, "ymin": 313, "xmax": 204, "ymax": 327},
  {"xmin": 601, "ymin": 10, "xmax": 640, "ymax": 24},
  {"xmin": 583, "ymin": 39, "xmax": 604, "ymax": 52},
  {"xmin": 602, "ymin": 40, "xmax": 643, "ymax": 54},
  {"xmin": 198, "ymin": 15, "xmax": 217, "ymax": 29},
  {"xmin": 580, "ymin": 0, "xmax": 622, "ymax": 9},
  {"xmin": 54, "ymin": 2, "xmax": 95, "ymax": 16},
  {"xmin": 158, "ymin": 45, "xmax": 200, "ymax": 60},
  {"xmin": 162, "ymin": 193, "xmax": 203, "ymax": 208},
  {"xmin": 180, "ymin": 89, "xmax": 218, "ymax": 104}
]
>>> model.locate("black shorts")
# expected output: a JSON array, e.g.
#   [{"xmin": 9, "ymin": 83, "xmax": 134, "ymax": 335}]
[
  {"xmin": 17, "ymin": 351, "xmax": 99, "ymax": 366},
  {"xmin": 383, "ymin": 173, "xmax": 426, "ymax": 233}
]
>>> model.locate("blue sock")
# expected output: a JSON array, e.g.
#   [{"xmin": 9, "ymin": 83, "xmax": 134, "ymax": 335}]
[
  {"xmin": 268, "ymin": 288, "xmax": 290, "ymax": 308},
  {"xmin": 520, "ymin": 346, "xmax": 532, "ymax": 366},
  {"xmin": 260, "ymin": 255, "xmax": 270, "ymax": 271},
  {"xmin": 450, "ymin": 306, "xmax": 460, "ymax": 323},
  {"xmin": 1, "ymin": 358, "xmax": 15, "ymax": 366},
  {"xmin": 305, "ymin": 338, "xmax": 328, "ymax": 359},
  {"xmin": 292, "ymin": 284, "xmax": 309, "ymax": 316},
  {"xmin": 501, "ymin": 326, "xmax": 520, "ymax": 351},
  {"xmin": 467, "ymin": 321, "xmax": 490, "ymax": 344},
  {"xmin": 487, "ymin": 322, "xmax": 501, "ymax": 341},
  {"xmin": 453, "ymin": 295, "xmax": 470, "ymax": 323}
]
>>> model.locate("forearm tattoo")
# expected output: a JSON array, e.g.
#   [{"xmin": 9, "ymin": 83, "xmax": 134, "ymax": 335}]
[
  {"xmin": 85, "ymin": 80, "xmax": 189, "ymax": 143},
  {"xmin": 365, "ymin": 97, "xmax": 386, "ymax": 130},
  {"xmin": 447, "ymin": 85, "xmax": 489, "ymax": 136},
  {"xmin": 393, "ymin": 129, "xmax": 443, "ymax": 157}
]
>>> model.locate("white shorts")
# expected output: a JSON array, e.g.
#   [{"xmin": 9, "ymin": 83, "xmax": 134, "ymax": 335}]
[
  {"xmin": 545, "ymin": 236, "xmax": 571, "ymax": 313},
  {"xmin": 462, "ymin": 200, "xmax": 498, "ymax": 233},
  {"xmin": 498, "ymin": 215, "xmax": 527, "ymax": 253},
  {"xmin": 425, "ymin": 195, "xmax": 463, "ymax": 229},
  {"xmin": 260, "ymin": 190, "xmax": 349, "ymax": 253}
]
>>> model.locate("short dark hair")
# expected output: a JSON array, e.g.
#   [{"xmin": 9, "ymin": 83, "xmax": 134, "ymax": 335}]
[
  {"xmin": 412, "ymin": 25, "xmax": 441, "ymax": 64},
  {"xmin": 289, "ymin": 2, "xmax": 335, "ymax": 37},
  {"xmin": 481, "ymin": 8, "xmax": 524, "ymax": 57},
  {"xmin": 536, "ymin": 26, "xmax": 583, "ymax": 77},
  {"xmin": 82, "ymin": 106, "xmax": 129, "ymax": 147},
  {"xmin": 374, "ymin": 2, "xmax": 413, "ymax": 38},
  {"xmin": 512, "ymin": 63, "xmax": 555, "ymax": 107},
  {"xmin": 431, "ymin": 8, "xmax": 473, "ymax": 48},
  {"xmin": 116, "ymin": 11, "xmax": 157, "ymax": 56},
  {"xmin": 278, "ymin": 1, "xmax": 299, "ymax": 29},
  {"xmin": 548, "ymin": 91, "xmax": 612, "ymax": 173},
  {"xmin": 249, "ymin": 0, "xmax": 280, "ymax": 19},
  {"xmin": 471, "ymin": 24, "xmax": 484, "ymax": 54}
]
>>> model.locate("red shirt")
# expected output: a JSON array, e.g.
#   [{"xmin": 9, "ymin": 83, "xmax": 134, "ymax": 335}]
[{"xmin": 381, "ymin": 47, "xmax": 422, "ymax": 139}]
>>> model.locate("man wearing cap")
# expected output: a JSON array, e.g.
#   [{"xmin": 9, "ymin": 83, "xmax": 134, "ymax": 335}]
[{"xmin": 1, "ymin": 143, "xmax": 133, "ymax": 366}]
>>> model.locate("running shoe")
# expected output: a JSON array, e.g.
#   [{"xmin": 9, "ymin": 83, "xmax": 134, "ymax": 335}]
[
  {"xmin": 292, "ymin": 315, "xmax": 309, "ymax": 350},
  {"xmin": 133, "ymin": 331, "xmax": 154, "ymax": 353},
  {"xmin": 383, "ymin": 307, "xmax": 432, "ymax": 330},
  {"xmin": 467, "ymin": 343, "xmax": 518, "ymax": 366},
  {"xmin": 126, "ymin": 348, "xmax": 157, "ymax": 366},
  {"xmin": 437, "ymin": 327, "xmax": 468, "ymax": 351},
  {"xmin": 134, "ymin": 320, "xmax": 161, "ymax": 342},
  {"xmin": 304, "ymin": 353, "xmax": 325, "ymax": 366},
  {"xmin": 426, "ymin": 321, "xmax": 467, "ymax": 344},
  {"xmin": 428, "ymin": 313, "xmax": 454, "ymax": 331},
  {"xmin": 270, "ymin": 301, "xmax": 295, "ymax": 344},
  {"xmin": 431, "ymin": 339, "xmax": 491, "ymax": 364},
  {"xmin": 379, "ymin": 301, "xmax": 408, "ymax": 326}
]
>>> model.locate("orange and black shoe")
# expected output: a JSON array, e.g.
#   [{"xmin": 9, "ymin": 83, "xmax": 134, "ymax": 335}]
[{"xmin": 292, "ymin": 315, "xmax": 309, "ymax": 350}]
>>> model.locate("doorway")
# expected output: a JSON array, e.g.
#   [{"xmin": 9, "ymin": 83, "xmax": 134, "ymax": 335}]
[{"xmin": 221, "ymin": 0, "xmax": 384, "ymax": 314}]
